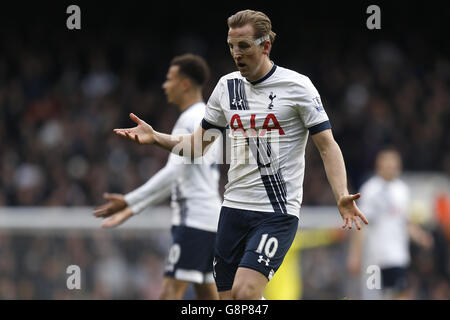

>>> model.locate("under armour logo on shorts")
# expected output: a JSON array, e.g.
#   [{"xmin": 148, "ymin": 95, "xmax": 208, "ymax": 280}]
[
  {"xmin": 212, "ymin": 257, "xmax": 217, "ymax": 278},
  {"xmin": 258, "ymin": 255, "xmax": 270, "ymax": 266}
]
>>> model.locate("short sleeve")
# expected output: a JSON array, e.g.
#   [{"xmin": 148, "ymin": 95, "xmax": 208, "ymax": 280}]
[
  {"xmin": 293, "ymin": 77, "xmax": 331, "ymax": 134},
  {"xmin": 202, "ymin": 80, "xmax": 228, "ymax": 130}
]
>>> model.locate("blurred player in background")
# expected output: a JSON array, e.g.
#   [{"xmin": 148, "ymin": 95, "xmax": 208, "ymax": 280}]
[
  {"xmin": 347, "ymin": 148, "xmax": 433, "ymax": 299},
  {"xmin": 94, "ymin": 54, "xmax": 221, "ymax": 300},
  {"xmin": 113, "ymin": 9, "xmax": 368, "ymax": 300}
]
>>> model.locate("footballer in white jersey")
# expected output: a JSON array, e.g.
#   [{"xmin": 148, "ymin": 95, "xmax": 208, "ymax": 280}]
[
  {"xmin": 124, "ymin": 102, "xmax": 222, "ymax": 288},
  {"xmin": 202, "ymin": 64, "xmax": 330, "ymax": 217},
  {"xmin": 96, "ymin": 54, "xmax": 221, "ymax": 300},
  {"xmin": 359, "ymin": 175, "xmax": 411, "ymax": 269},
  {"xmin": 126, "ymin": 102, "xmax": 221, "ymax": 233},
  {"xmin": 201, "ymin": 62, "xmax": 332, "ymax": 292},
  {"xmin": 347, "ymin": 148, "xmax": 433, "ymax": 299},
  {"xmin": 113, "ymin": 10, "xmax": 368, "ymax": 300}
]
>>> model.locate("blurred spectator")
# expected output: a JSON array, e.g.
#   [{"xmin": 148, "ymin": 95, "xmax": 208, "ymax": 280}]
[
  {"xmin": 0, "ymin": 231, "xmax": 168, "ymax": 300},
  {"xmin": 0, "ymin": 24, "xmax": 448, "ymax": 207}
]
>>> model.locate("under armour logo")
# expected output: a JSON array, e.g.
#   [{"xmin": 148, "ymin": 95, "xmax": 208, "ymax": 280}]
[
  {"xmin": 258, "ymin": 255, "xmax": 270, "ymax": 266},
  {"xmin": 268, "ymin": 92, "xmax": 276, "ymax": 109},
  {"xmin": 212, "ymin": 257, "xmax": 217, "ymax": 278},
  {"xmin": 232, "ymin": 98, "xmax": 244, "ymax": 107}
]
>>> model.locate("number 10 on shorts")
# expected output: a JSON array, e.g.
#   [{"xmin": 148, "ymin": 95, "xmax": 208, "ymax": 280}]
[{"xmin": 256, "ymin": 234, "xmax": 279, "ymax": 258}]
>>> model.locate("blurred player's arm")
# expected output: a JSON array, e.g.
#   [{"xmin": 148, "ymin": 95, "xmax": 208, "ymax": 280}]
[
  {"xmin": 114, "ymin": 113, "xmax": 217, "ymax": 157},
  {"xmin": 407, "ymin": 222, "xmax": 434, "ymax": 249},
  {"xmin": 93, "ymin": 155, "xmax": 181, "ymax": 228},
  {"xmin": 311, "ymin": 129, "xmax": 368, "ymax": 230},
  {"xmin": 346, "ymin": 228, "xmax": 365, "ymax": 275}
]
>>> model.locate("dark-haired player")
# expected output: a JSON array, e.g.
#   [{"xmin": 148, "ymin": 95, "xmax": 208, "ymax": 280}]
[{"xmin": 95, "ymin": 54, "xmax": 221, "ymax": 300}]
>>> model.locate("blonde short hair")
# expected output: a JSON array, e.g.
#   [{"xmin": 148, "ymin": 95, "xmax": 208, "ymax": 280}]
[{"xmin": 227, "ymin": 9, "xmax": 276, "ymax": 44}]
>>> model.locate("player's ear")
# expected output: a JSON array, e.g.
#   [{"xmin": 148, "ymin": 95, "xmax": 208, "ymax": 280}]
[
  {"xmin": 262, "ymin": 40, "xmax": 271, "ymax": 55},
  {"xmin": 181, "ymin": 77, "xmax": 191, "ymax": 91}
]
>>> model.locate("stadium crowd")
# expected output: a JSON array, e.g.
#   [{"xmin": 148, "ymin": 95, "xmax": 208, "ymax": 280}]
[
  {"xmin": 0, "ymin": 228, "xmax": 447, "ymax": 299},
  {"xmin": 0, "ymin": 6, "xmax": 448, "ymax": 299}
]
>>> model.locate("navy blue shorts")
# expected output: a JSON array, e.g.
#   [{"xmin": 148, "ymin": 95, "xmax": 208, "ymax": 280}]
[
  {"xmin": 381, "ymin": 267, "xmax": 408, "ymax": 292},
  {"xmin": 213, "ymin": 206, "xmax": 299, "ymax": 292},
  {"xmin": 164, "ymin": 225, "xmax": 216, "ymax": 284}
]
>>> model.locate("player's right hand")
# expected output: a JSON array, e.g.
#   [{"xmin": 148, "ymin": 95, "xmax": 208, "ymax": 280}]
[
  {"xmin": 114, "ymin": 113, "xmax": 156, "ymax": 144},
  {"xmin": 101, "ymin": 206, "xmax": 133, "ymax": 228},
  {"xmin": 93, "ymin": 192, "xmax": 127, "ymax": 218}
]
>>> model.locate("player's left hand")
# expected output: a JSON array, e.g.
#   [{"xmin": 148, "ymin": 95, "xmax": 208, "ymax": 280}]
[
  {"xmin": 337, "ymin": 193, "xmax": 368, "ymax": 230},
  {"xmin": 101, "ymin": 206, "xmax": 134, "ymax": 228}
]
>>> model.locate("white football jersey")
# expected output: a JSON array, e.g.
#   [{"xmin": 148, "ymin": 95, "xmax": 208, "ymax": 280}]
[
  {"xmin": 125, "ymin": 102, "xmax": 222, "ymax": 232},
  {"xmin": 201, "ymin": 64, "xmax": 330, "ymax": 218},
  {"xmin": 358, "ymin": 175, "xmax": 411, "ymax": 268}
]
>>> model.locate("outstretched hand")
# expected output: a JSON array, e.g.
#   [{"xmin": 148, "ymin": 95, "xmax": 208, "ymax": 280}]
[
  {"xmin": 93, "ymin": 193, "xmax": 127, "ymax": 218},
  {"xmin": 93, "ymin": 193, "xmax": 133, "ymax": 228},
  {"xmin": 100, "ymin": 206, "xmax": 134, "ymax": 228},
  {"xmin": 114, "ymin": 113, "xmax": 156, "ymax": 145},
  {"xmin": 338, "ymin": 193, "xmax": 368, "ymax": 230}
]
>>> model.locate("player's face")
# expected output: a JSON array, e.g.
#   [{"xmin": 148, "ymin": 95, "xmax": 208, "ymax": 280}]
[
  {"xmin": 228, "ymin": 24, "xmax": 269, "ymax": 81},
  {"xmin": 162, "ymin": 65, "xmax": 184, "ymax": 105},
  {"xmin": 376, "ymin": 151, "xmax": 402, "ymax": 181}
]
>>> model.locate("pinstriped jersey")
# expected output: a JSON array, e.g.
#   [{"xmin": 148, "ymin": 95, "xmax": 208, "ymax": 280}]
[
  {"xmin": 125, "ymin": 102, "xmax": 222, "ymax": 232},
  {"xmin": 201, "ymin": 64, "xmax": 330, "ymax": 218},
  {"xmin": 170, "ymin": 103, "xmax": 222, "ymax": 231}
]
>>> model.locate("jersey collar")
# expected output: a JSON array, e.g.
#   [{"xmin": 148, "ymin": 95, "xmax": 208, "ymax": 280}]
[{"xmin": 248, "ymin": 62, "xmax": 277, "ymax": 85}]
